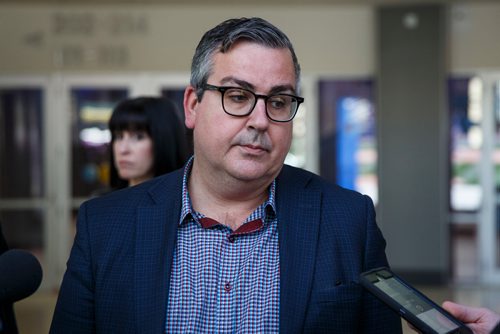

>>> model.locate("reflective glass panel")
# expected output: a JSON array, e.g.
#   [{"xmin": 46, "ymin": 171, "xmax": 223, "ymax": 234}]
[
  {"xmin": 71, "ymin": 87, "xmax": 128, "ymax": 197},
  {"xmin": 449, "ymin": 77, "xmax": 482, "ymax": 212},
  {"xmin": 0, "ymin": 88, "xmax": 44, "ymax": 198},
  {"xmin": 319, "ymin": 80, "xmax": 377, "ymax": 204},
  {"xmin": 0, "ymin": 209, "xmax": 44, "ymax": 252}
]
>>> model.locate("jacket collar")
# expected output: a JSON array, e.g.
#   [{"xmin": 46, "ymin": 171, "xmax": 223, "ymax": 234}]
[
  {"xmin": 134, "ymin": 169, "xmax": 183, "ymax": 333},
  {"xmin": 133, "ymin": 165, "xmax": 321, "ymax": 333}
]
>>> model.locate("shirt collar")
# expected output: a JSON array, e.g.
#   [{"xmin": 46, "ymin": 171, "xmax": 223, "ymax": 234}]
[{"xmin": 179, "ymin": 156, "xmax": 277, "ymax": 226}]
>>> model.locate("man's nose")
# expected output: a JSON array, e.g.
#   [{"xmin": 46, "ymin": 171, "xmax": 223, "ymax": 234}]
[{"xmin": 247, "ymin": 98, "xmax": 269, "ymax": 129}]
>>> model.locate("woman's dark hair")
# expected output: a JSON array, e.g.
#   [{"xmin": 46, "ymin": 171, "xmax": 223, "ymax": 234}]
[{"xmin": 108, "ymin": 96, "xmax": 190, "ymax": 189}]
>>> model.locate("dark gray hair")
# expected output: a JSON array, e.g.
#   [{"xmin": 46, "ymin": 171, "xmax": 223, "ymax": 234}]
[{"xmin": 190, "ymin": 17, "xmax": 301, "ymax": 99}]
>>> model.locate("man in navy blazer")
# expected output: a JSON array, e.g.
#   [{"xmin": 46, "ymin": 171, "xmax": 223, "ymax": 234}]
[{"xmin": 51, "ymin": 17, "xmax": 402, "ymax": 333}]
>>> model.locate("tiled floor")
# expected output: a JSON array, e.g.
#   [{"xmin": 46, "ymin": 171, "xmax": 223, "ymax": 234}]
[{"xmin": 14, "ymin": 289, "xmax": 57, "ymax": 334}]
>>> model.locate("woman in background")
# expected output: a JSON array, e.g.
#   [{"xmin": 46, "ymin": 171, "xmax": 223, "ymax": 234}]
[{"xmin": 108, "ymin": 96, "xmax": 190, "ymax": 190}]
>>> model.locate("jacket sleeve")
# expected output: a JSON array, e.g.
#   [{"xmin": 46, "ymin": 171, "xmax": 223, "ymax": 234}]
[
  {"xmin": 50, "ymin": 202, "xmax": 96, "ymax": 334},
  {"xmin": 359, "ymin": 195, "xmax": 402, "ymax": 334}
]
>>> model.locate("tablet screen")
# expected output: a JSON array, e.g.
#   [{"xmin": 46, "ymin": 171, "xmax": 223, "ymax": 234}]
[{"xmin": 374, "ymin": 275, "xmax": 459, "ymax": 334}]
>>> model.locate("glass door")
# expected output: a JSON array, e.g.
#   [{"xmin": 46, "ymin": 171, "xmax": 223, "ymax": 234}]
[
  {"xmin": 0, "ymin": 72, "xmax": 315, "ymax": 290},
  {"xmin": 0, "ymin": 77, "xmax": 50, "ymax": 287}
]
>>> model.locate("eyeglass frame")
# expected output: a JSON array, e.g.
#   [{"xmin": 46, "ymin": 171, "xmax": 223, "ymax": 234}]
[{"xmin": 202, "ymin": 84, "xmax": 304, "ymax": 123}]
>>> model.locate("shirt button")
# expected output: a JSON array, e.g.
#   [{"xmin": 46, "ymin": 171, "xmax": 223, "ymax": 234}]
[
  {"xmin": 227, "ymin": 235, "xmax": 235, "ymax": 243},
  {"xmin": 224, "ymin": 282, "xmax": 232, "ymax": 293}
]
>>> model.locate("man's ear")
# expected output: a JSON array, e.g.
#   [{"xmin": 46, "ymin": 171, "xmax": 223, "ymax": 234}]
[{"xmin": 183, "ymin": 85, "xmax": 198, "ymax": 129}]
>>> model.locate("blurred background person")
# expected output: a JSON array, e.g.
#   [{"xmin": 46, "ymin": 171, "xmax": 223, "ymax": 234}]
[{"xmin": 104, "ymin": 96, "xmax": 190, "ymax": 192}]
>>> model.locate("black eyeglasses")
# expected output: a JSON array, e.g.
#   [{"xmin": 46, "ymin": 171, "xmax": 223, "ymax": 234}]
[{"xmin": 203, "ymin": 84, "xmax": 304, "ymax": 123}]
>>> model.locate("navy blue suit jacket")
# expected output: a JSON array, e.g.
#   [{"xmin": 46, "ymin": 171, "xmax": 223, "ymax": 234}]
[{"xmin": 50, "ymin": 165, "xmax": 402, "ymax": 333}]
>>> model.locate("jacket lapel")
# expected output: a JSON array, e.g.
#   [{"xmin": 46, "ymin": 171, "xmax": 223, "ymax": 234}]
[
  {"xmin": 277, "ymin": 166, "xmax": 321, "ymax": 333},
  {"xmin": 134, "ymin": 171, "xmax": 183, "ymax": 333},
  {"xmin": 131, "ymin": 166, "xmax": 320, "ymax": 333}
]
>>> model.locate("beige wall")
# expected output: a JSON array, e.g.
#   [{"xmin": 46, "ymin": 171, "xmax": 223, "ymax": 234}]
[
  {"xmin": 448, "ymin": 3, "xmax": 500, "ymax": 73},
  {"xmin": 0, "ymin": 3, "xmax": 499, "ymax": 75},
  {"xmin": 0, "ymin": 5, "xmax": 373, "ymax": 75}
]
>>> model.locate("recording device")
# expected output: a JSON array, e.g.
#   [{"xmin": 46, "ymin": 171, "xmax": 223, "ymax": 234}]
[
  {"xmin": 360, "ymin": 267, "xmax": 472, "ymax": 334},
  {"xmin": 0, "ymin": 249, "xmax": 43, "ymax": 303}
]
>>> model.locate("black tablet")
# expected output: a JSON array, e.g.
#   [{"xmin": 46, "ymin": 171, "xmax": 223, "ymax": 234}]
[{"xmin": 360, "ymin": 267, "xmax": 472, "ymax": 334}]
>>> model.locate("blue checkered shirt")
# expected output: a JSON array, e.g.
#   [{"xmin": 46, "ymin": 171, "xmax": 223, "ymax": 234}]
[{"xmin": 165, "ymin": 158, "xmax": 280, "ymax": 333}]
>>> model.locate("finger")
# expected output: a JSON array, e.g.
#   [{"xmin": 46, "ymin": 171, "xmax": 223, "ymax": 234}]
[{"xmin": 442, "ymin": 301, "xmax": 485, "ymax": 323}]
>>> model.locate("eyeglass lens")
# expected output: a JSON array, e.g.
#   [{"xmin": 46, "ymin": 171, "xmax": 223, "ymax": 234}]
[{"xmin": 222, "ymin": 88, "xmax": 297, "ymax": 121}]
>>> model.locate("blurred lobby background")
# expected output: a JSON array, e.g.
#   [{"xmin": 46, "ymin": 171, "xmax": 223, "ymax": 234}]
[{"xmin": 1, "ymin": 0, "xmax": 500, "ymax": 332}]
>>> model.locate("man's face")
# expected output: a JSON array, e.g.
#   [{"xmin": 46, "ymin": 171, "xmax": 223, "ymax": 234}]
[{"xmin": 184, "ymin": 41, "xmax": 296, "ymax": 184}]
